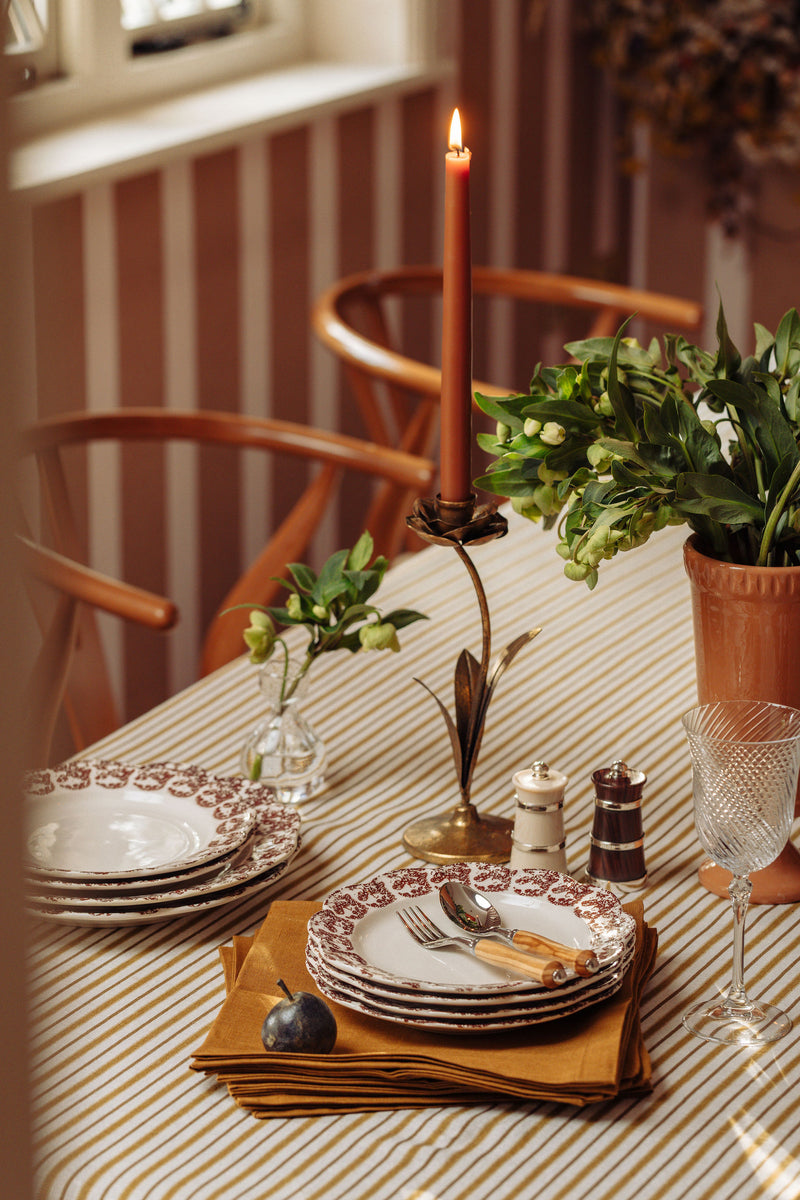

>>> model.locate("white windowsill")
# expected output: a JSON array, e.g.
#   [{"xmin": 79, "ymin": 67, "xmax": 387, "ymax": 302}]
[{"xmin": 11, "ymin": 58, "xmax": 453, "ymax": 203}]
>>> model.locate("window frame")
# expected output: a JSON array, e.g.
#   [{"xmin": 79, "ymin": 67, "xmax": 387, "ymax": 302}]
[{"xmin": 9, "ymin": 0, "xmax": 309, "ymax": 138}]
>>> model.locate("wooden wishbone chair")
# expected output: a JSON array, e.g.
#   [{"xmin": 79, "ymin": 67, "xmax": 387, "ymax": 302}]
[
  {"xmin": 19, "ymin": 408, "xmax": 436, "ymax": 752},
  {"xmin": 18, "ymin": 534, "xmax": 177, "ymax": 768},
  {"xmin": 311, "ymin": 264, "xmax": 704, "ymax": 550}
]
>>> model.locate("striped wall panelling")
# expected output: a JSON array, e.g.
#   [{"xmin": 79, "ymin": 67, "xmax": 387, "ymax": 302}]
[{"xmin": 24, "ymin": 2, "xmax": 637, "ymax": 742}]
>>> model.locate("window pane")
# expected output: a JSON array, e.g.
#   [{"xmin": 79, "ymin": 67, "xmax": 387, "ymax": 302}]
[
  {"xmin": 121, "ymin": 0, "xmax": 247, "ymax": 30},
  {"xmin": 5, "ymin": 0, "xmax": 47, "ymax": 52}
]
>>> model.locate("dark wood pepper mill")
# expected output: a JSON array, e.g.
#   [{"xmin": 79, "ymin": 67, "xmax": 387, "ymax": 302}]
[{"xmin": 585, "ymin": 760, "xmax": 647, "ymax": 890}]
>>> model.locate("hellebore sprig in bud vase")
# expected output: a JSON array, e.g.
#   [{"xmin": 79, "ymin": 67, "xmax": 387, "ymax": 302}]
[{"xmin": 237, "ymin": 530, "xmax": 427, "ymax": 713}]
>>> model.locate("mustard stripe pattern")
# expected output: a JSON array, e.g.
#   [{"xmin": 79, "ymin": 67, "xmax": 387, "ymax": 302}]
[{"xmin": 29, "ymin": 517, "xmax": 800, "ymax": 1200}]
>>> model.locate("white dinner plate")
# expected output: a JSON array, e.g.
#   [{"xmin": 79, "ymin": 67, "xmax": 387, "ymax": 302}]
[
  {"xmin": 307, "ymin": 946, "xmax": 630, "ymax": 1033},
  {"xmin": 306, "ymin": 939, "xmax": 633, "ymax": 1019},
  {"xmin": 26, "ymin": 847, "xmax": 241, "ymax": 893},
  {"xmin": 26, "ymin": 800, "xmax": 302, "ymax": 909},
  {"xmin": 306, "ymin": 931, "xmax": 633, "ymax": 1008},
  {"xmin": 308, "ymin": 864, "xmax": 635, "ymax": 997},
  {"xmin": 24, "ymin": 760, "xmax": 263, "ymax": 879},
  {"xmin": 25, "ymin": 847, "xmax": 300, "ymax": 927}
]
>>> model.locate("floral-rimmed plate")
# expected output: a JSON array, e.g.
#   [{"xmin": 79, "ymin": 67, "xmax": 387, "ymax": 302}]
[
  {"xmin": 26, "ymin": 803, "xmax": 301, "ymax": 908},
  {"xmin": 306, "ymin": 938, "xmax": 633, "ymax": 1019},
  {"xmin": 306, "ymin": 932, "xmax": 634, "ymax": 1009},
  {"xmin": 25, "ymin": 846, "xmax": 300, "ymax": 927},
  {"xmin": 24, "ymin": 761, "xmax": 266, "ymax": 879},
  {"xmin": 308, "ymin": 863, "xmax": 635, "ymax": 996},
  {"xmin": 27, "ymin": 848, "xmax": 240, "ymax": 893},
  {"xmin": 307, "ymin": 947, "xmax": 630, "ymax": 1034}
]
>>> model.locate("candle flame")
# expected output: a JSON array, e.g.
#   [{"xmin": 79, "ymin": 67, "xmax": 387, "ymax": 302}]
[{"xmin": 449, "ymin": 108, "xmax": 463, "ymax": 152}]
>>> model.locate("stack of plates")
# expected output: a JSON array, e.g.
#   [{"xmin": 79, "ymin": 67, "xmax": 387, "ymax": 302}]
[
  {"xmin": 24, "ymin": 759, "xmax": 301, "ymax": 927},
  {"xmin": 306, "ymin": 864, "xmax": 636, "ymax": 1033}
]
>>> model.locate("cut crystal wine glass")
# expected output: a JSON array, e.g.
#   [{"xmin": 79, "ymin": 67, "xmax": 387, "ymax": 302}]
[{"xmin": 681, "ymin": 699, "xmax": 800, "ymax": 1045}]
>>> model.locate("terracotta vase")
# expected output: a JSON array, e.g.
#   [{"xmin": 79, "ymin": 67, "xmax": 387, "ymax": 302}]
[{"xmin": 683, "ymin": 536, "xmax": 800, "ymax": 903}]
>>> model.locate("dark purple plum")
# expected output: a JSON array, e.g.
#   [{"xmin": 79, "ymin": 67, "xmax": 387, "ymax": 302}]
[{"xmin": 261, "ymin": 979, "xmax": 337, "ymax": 1053}]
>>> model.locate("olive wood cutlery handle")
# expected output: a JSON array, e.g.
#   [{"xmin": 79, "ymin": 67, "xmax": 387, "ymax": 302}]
[
  {"xmin": 471, "ymin": 938, "xmax": 567, "ymax": 988},
  {"xmin": 510, "ymin": 930, "xmax": 599, "ymax": 976}
]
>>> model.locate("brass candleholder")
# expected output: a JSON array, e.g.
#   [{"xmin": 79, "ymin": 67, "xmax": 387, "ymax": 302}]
[{"xmin": 402, "ymin": 494, "xmax": 541, "ymax": 863}]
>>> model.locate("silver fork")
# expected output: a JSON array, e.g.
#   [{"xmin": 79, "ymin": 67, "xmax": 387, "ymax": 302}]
[{"xmin": 397, "ymin": 905, "xmax": 567, "ymax": 988}]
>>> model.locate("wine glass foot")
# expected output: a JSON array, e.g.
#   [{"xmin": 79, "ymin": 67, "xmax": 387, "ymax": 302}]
[{"xmin": 683, "ymin": 997, "xmax": 792, "ymax": 1045}]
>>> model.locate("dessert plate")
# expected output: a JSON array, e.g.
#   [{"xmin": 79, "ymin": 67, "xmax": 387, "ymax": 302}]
[
  {"xmin": 25, "ymin": 847, "xmax": 300, "ymax": 927},
  {"xmin": 26, "ymin": 801, "xmax": 301, "ymax": 909},
  {"xmin": 309, "ymin": 864, "xmax": 634, "ymax": 996},
  {"xmin": 24, "ymin": 760, "xmax": 261, "ymax": 879}
]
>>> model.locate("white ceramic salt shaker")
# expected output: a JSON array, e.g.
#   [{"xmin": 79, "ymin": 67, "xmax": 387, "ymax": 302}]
[{"xmin": 510, "ymin": 760, "xmax": 568, "ymax": 871}]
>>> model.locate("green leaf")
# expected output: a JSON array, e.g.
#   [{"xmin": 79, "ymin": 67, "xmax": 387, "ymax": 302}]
[
  {"xmin": 674, "ymin": 473, "xmax": 764, "ymax": 524},
  {"xmin": 707, "ymin": 377, "xmax": 800, "ymax": 478},
  {"xmin": 714, "ymin": 300, "xmax": 741, "ymax": 378},
  {"xmin": 520, "ymin": 397, "xmax": 599, "ymax": 429},
  {"xmin": 310, "ymin": 547, "xmax": 349, "ymax": 606},
  {"xmin": 347, "ymin": 530, "xmax": 373, "ymax": 571},
  {"xmin": 380, "ymin": 608, "xmax": 429, "ymax": 629},
  {"xmin": 767, "ymin": 453, "xmax": 800, "ymax": 507},
  {"xmin": 286, "ymin": 562, "xmax": 316, "ymax": 593},
  {"xmin": 472, "ymin": 466, "xmax": 542, "ymax": 497},
  {"xmin": 564, "ymin": 335, "xmax": 656, "ymax": 370},
  {"xmin": 342, "ymin": 567, "xmax": 384, "ymax": 604},
  {"xmin": 473, "ymin": 392, "xmax": 528, "ymax": 427},
  {"xmin": 753, "ymin": 322, "xmax": 774, "ymax": 364},
  {"xmin": 773, "ymin": 308, "xmax": 800, "ymax": 379}
]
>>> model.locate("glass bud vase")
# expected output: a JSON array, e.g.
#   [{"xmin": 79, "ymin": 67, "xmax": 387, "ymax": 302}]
[{"xmin": 240, "ymin": 659, "xmax": 326, "ymax": 803}]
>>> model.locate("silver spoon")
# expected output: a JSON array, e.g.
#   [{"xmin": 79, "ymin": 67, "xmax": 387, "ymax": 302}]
[{"xmin": 439, "ymin": 880, "xmax": 600, "ymax": 977}]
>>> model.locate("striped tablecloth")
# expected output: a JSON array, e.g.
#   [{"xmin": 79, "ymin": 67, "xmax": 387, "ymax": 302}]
[{"xmin": 30, "ymin": 512, "xmax": 800, "ymax": 1200}]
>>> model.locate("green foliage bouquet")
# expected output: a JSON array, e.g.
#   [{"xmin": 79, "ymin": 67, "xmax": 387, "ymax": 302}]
[{"xmin": 474, "ymin": 306, "xmax": 800, "ymax": 588}]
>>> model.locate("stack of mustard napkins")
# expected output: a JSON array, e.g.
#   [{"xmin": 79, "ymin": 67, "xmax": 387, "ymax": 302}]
[{"xmin": 190, "ymin": 899, "xmax": 656, "ymax": 1118}]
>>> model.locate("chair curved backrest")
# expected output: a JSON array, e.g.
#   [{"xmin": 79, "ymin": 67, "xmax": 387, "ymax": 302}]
[
  {"xmin": 18, "ymin": 534, "xmax": 177, "ymax": 767},
  {"xmin": 18, "ymin": 408, "xmax": 435, "ymax": 753},
  {"xmin": 312, "ymin": 264, "xmax": 704, "ymax": 547}
]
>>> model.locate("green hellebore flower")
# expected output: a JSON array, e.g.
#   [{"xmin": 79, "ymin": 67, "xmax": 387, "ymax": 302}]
[
  {"xmin": 523, "ymin": 417, "xmax": 542, "ymax": 437},
  {"xmin": 564, "ymin": 560, "xmax": 591, "ymax": 581},
  {"xmin": 586, "ymin": 443, "xmax": 613, "ymax": 471},
  {"xmin": 312, "ymin": 604, "xmax": 328, "ymax": 621},
  {"xmin": 496, "ymin": 421, "xmax": 512, "ymax": 443},
  {"xmin": 286, "ymin": 593, "xmax": 303, "ymax": 619},
  {"xmin": 537, "ymin": 464, "xmax": 567, "ymax": 485},
  {"xmin": 595, "ymin": 392, "xmax": 614, "ymax": 418},
  {"xmin": 243, "ymin": 610, "xmax": 276, "ymax": 663},
  {"xmin": 359, "ymin": 621, "xmax": 400, "ymax": 652},
  {"xmin": 540, "ymin": 422, "xmax": 566, "ymax": 446},
  {"xmin": 510, "ymin": 495, "xmax": 543, "ymax": 522},
  {"xmin": 532, "ymin": 483, "xmax": 560, "ymax": 517}
]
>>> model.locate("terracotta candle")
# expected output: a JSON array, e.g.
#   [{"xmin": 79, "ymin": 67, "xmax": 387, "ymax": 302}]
[{"xmin": 440, "ymin": 107, "xmax": 473, "ymax": 505}]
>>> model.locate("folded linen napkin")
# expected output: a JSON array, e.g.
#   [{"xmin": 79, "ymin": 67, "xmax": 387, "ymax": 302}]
[{"xmin": 191, "ymin": 898, "xmax": 656, "ymax": 1118}]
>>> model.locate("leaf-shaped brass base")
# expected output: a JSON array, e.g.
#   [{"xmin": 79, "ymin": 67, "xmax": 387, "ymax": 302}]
[
  {"xmin": 402, "ymin": 496, "xmax": 541, "ymax": 864},
  {"xmin": 402, "ymin": 805, "xmax": 512, "ymax": 864}
]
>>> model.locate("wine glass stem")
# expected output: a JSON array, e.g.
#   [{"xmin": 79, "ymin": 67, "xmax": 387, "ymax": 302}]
[{"xmin": 726, "ymin": 874, "xmax": 752, "ymax": 1007}]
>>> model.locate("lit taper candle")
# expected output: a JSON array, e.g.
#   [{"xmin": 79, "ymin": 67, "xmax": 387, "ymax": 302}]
[{"xmin": 439, "ymin": 107, "xmax": 473, "ymax": 507}]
